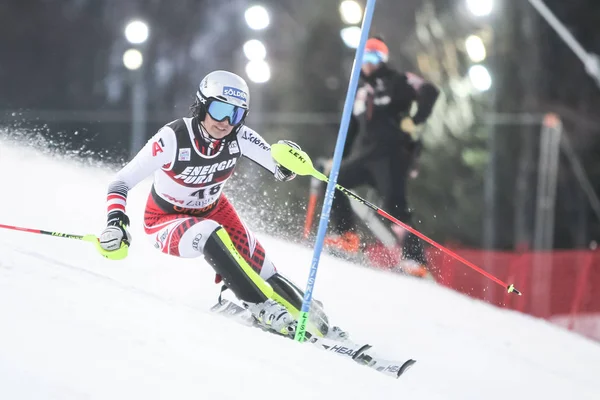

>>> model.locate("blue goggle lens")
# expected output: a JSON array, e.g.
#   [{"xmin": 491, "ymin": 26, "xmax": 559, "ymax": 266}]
[
  {"xmin": 207, "ymin": 101, "xmax": 246, "ymax": 126},
  {"xmin": 362, "ymin": 51, "xmax": 382, "ymax": 65}
]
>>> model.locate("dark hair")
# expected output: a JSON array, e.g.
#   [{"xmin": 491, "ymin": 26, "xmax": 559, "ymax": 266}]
[{"xmin": 189, "ymin": 97, "xmax": 202, "ymax": 118}]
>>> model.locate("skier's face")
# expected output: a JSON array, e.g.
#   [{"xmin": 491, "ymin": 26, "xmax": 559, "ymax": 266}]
[
  {"xmin": 361, "ymin": 62, "xmax": 378, "ymax": 76},
  {"xmin": 203, "ymin": 113, "xmax": 234, "ymax": 139}
]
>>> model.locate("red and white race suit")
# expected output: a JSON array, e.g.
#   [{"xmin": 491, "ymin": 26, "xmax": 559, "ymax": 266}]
[{"xmin": 106, "ymin": 117, "xmax": 281, "ymax": 278}]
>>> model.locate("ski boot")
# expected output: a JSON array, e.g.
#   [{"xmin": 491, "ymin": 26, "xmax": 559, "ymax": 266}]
[
  {"xmin": 267, "ymin": 273, "xmax": 349, "ymax": 340},
  {"xmin": 246, "ymin": 299, "xmax": 297, "ymax": 337},
  {"xmin": 326, "ymin": 325, "xmax": 350, "ymax": 341}
]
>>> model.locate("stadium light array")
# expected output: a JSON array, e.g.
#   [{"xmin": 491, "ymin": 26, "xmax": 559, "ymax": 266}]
[
  {"xmin": 245, "ymin": 5, "xmax": 270, "ymax": 30},
  {"xmin": 465, "ymin": 35, "xmax": 487, "ymax": 62},
  {"xmin": 340, "ymin": 26, "xmax": 361, "ymax": 49},
  {"xmin": 339, "ymin": 1, "xmax": 363, "ymax": 25},
  {"xmin": 469, "ymin": 64, "xmax": 492, "ymax": 91},
  {"xmin": 246, "ymin": 59, "xmax": 271, "ymax": 83},
  {"xmin": 124, "ymin": 20, "xmax": 149, "ymax": 44},
  {"xmin": 243, "ymin": 39, "xmax": 267, "ymax": 61},
  {"xmin": 466, "ymin": 0, "xmax": 493, "ymax": 17},
  {"xmin": 122, "ymin": 49, "xmax": 144, "ymax": 70}
]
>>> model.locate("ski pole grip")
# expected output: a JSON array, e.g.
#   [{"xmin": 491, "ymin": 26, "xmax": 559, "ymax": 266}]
[
  {"xmin": 271, "ymin": 143, "xmax": 327, "ymax": 182},
  {"xmin": 84, "ymin": 235, "xmax": 129, "ymax": 260}
]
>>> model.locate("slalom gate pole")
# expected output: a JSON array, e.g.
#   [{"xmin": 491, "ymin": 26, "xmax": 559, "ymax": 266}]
[
  {"xmin": 292, "ymin": 0, "xmax": 378, "ymax": 343},
  {"xmin": 271, "ymin": 143, "xmax": 523, "ymax": 297},
  {"xmin": 302, "ymin": 177, "xmax": 321, "ymax": 239},
  {"xmin": 0, "ymin": 223, "xmax": 129, "ymax": 260}
]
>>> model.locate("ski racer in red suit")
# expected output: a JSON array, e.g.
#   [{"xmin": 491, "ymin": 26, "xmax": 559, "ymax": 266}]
[{"xmin": 98, "ymin": 70, "xmax": 338, "ymax": 339}]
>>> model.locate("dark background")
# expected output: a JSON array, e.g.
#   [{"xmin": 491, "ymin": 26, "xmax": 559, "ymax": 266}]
[{"xmin": 1, "ymin": 0, "xmax": 599, "ymax": 250}]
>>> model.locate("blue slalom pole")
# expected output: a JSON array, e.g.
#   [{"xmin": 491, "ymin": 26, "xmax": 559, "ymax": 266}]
[{"xmin": 294, "ymin": 0, "xmax": 377, "ymax": 342}]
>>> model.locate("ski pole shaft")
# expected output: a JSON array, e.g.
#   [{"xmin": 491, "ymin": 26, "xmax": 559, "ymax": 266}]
[
  {"xmin": 0, "ymin": 223, "xmax": 129, "ymax": 260},
  {"xmin": 0, "ymin": 223, "xmax": 86, "ymax": 240},
  {"xmin": 270, "ymin": 143, "xmax": 522, "ymax": 296},
  {"xmin": 334, "ymin": 187, "xmax": 520, "ymax": 295}
]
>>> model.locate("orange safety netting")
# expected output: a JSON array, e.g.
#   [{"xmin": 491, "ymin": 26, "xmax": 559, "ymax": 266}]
[{"xmin": 426, "ymin": 248, "xmax": 600, "ymax": 341}]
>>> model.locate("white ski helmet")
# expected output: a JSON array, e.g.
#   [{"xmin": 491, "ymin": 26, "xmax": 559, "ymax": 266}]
[{"xmin": 194, "ymin": 70, "xmax": 250, "ymax": 129}]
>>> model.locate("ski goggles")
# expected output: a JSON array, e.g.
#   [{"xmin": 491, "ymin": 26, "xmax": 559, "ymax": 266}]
[
  {"xmin": 207, "ymin": 100, "xmax": 247, "ymax": 126},
  {"xmin": 362, "ymin": 51, "xmax": 384, "ymax": 66}
]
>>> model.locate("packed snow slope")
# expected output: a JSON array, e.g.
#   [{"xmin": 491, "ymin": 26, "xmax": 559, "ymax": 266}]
[{"xmin": 0, "ymin": 140, "xmax": 599, "ymax": 400}]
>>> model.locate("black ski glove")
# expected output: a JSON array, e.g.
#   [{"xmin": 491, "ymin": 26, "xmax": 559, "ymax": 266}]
[
  {"xmin": 274, "ymin": 140, "xmax": 300, "ymax": 182},
  {"xmin": 99, "ymin": 210, "xmax": 132, "ymax": 251}
]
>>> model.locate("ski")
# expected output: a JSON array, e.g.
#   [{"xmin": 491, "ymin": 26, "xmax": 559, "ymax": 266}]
[{"xmin": 210, "ymin": 299, "xmax": 416, "ymax": 379}]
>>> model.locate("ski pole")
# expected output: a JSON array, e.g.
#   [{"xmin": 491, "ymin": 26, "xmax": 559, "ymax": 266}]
[
  {"xmin": 271, "ymin": 143, "xmax": 522, "ymax": 296},
  {"xmin": 0, "ymin": 223, "xmax": 129, "ymax": 260}
]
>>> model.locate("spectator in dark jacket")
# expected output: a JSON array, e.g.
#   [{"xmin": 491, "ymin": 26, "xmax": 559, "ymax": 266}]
[{"xmin": 323, "ymin": 36, "xmax": 439, "ymax": 277}]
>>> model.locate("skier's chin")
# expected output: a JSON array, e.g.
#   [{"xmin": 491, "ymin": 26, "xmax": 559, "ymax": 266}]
[{"xmin": 208, "ymin": 125, "xmax": 232, "ymax": 139}]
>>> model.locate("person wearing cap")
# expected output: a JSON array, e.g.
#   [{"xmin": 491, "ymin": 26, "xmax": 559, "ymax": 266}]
[{"xmin": 324, "ymin": 37, "xmax": 440, "ymax": 277}]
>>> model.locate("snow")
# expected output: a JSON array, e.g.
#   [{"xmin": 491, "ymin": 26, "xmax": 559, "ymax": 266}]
[{"xmin": 1, "ymin": 140, "xmax": 599, "ymax": 400}]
